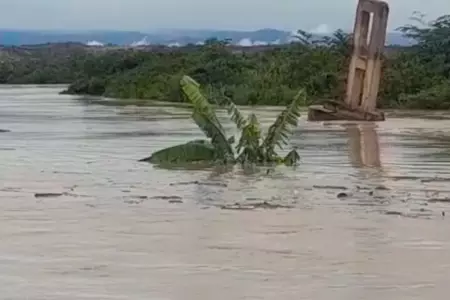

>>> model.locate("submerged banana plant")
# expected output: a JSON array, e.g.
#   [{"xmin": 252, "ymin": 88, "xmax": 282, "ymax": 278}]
[{"xmin": 140, "ymin": 75, "xmax": 304, "ymax": 167}]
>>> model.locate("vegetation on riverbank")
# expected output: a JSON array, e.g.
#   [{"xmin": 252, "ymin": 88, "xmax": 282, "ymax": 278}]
[{"xmin": 1, "ymin": 14, "xmax": 450, "ymax": 109}]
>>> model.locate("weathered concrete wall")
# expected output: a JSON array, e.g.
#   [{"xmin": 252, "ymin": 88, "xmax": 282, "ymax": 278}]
[{"xmin": 345, "ymin": 0, "xmax": 389, "ymax": 112}]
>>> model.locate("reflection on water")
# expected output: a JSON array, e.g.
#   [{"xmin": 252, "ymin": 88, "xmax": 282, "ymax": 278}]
[
  {"xmin": 346, "ymin": 123, "xmax": 381, "ymax": 168},
  {"xmin": 2, "ymin": 85, "xmax": 450, "ymax": 299}
]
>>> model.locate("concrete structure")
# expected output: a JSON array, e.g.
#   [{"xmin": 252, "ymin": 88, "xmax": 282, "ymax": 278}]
[
  {"xmin": 345, "ymin": 0, "xmax": 389, "ymax": 112},
  {"xmin": 308, "ymin": 0, "xmax": 389, "ymax": 122}
]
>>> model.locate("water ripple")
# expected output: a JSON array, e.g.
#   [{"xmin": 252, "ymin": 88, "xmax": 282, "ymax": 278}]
[{"xmin": 1, "ymin": 85, "xmax": 450, "ymax": 299}]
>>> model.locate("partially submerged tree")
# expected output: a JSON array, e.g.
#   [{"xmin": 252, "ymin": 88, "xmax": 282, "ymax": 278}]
[{"xmin": 140, "ymin": 75, "xmax": 303, "ymax": 167}]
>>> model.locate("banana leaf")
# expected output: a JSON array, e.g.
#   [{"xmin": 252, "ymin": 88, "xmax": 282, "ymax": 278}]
[
  {"xmin": 139, "ymin": 140, "xmax": 217, "ymax": 164},
  {"xmin": 180, "ymin": 75, "xmax": 225, "ymax": 133},
  {"xmin": 236, "ymin": 113, "xmax": 263, "ymax": 163},
  {"xmin": 262, "ymin": 89, "xmax": 305, "ymax": 155},
  {"xmin": 180, "ymin": 75, "xmax": 234, "ymax": 161},
  {"xmin": 213, "ymin": 90, "xmax": 248, "ymax": 130},
  {"xmin": 283, "ymin": 149, "xmax": 301, "ymax": 166}
]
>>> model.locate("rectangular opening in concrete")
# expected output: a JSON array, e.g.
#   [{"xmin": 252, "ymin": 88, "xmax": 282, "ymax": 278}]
[
  {"xmin": 353, "ymin": 68, "xmax": 366, "ymax": 107},
  {"xmin": 367, "ymin": 12, "xmax": 375, "ymax": 46},
  {"xmin": 359, "ymin": 11, "xmax": 372, "ymax": 56}
]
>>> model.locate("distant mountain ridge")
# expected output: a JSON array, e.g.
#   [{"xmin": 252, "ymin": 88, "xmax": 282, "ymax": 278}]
[{"xmin": 0, "ymin": 28, "xmax": 414, "ymax": 46}]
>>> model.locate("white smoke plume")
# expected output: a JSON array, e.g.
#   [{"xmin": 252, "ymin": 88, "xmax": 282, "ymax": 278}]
[
  {"xmin": 130, "ymin": 36, "xmax": 150, "ymax": 47},
  {"xmin": 86, "ymin": 40, "xmax": 104, "ymax": 46}
]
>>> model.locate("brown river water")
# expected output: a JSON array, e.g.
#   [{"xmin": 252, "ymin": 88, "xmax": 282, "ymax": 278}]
[{"xmin": 1, "ymin": 85, "xmax": 450, "ymax": 299}]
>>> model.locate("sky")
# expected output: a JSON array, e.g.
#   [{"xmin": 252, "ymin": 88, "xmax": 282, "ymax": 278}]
[{"xmin": 0, "ymin": 0, "xmax": 448, "ymax": 32}]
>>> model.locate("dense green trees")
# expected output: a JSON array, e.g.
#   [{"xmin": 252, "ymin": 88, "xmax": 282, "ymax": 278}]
[{"xmin": 1, "ymin": 14, "xmax": 449, "ymax": 109}]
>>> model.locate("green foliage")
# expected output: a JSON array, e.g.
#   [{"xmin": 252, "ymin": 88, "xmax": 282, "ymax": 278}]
[
  {"xmin": 236, "ymin": 113, "xmax": 265, "ymax": 164},
  {"xmin": 283, "ymin": 149, "xmax": 301, "ymax": 166},
  {"xmin": 262, "ymin": 89, "xmax": 304, "ymax": 158},
  {"xmin": 139, "ymin": 140, "xmax": 216, "ymax": 164},
  {"xmin": 180, "ymin": 75, "xmax": 234, "ymax": 162},
  {"xmin": 1, "ymin": 14, "xmax": 450, "ymax": 109},
  {"xmin": 144, "ymin": 76, "xmax": 302, "ymax": 167},
  {"xmin": 397, "ymin": 80, "xmax": 450, "ymax": 109},
  {"xmin": 213, "ymin": 89, "xmax": 248, "ymax": 130}
]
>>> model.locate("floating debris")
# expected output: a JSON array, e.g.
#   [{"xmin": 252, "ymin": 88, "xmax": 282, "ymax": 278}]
[
  {"xmin": 384, "ymin": 211, "xmax": 403, "ymax": 216},
  {"xmin": 124, "ymin": 199, "xmax": 144, "ymax": 205},
  {"xmin": 421, "ymin": 177, "xmax": 450, "ymax": 183},
  {"xmin": 313, "ymin": 185, "xmax": 348, "ymax": 190},
  {"xmin": 252, "ymin": 201, "xmax": 294, "ymax": 209},
  {"xmin": 428, "ymin": 198, "xmax": 450, "ymax": 203},
  {"xmin": 151, "ymin": 195, "xmax": 182, "ymax": 201},
  {"xmin": 220, "ymin": 203, "xmax": 257, "ymax": 211},
  {"xmin": 131, "ymin": 195, "xmax": 148, "ymax": 200},
  {"xmin": 375, "ymin": 185, "xmax": 390, "ymax": 190},
  {"xmin": 381, "ymin": 209, "xmax": 434, "ymax": 219},
  {"xmin": 124, "ymin": 195, "xmax": 150, "ymax": 204},
  {"xmin": 356, "ymin": 185, "xmax": 371, "ymax": 190},
  {"xmin": 34, "ymin": 193, "xmax": 63, "ymax": 198},
  {"xmin": 411, "ymin": 208, "xmax": 432, "ymax": 213},
  {"xmin": 337, "ymin": 192, "xmax": 349, "ymax": 198},
  {"xmin": 390, "ymin": 176, "xmax": 422, "ymax": 181},
  {"xmin": 168, "ymin": 199, "xmax": 183, "ymax": 204},
  {"xmin": 170, "ymin": 181, "xmax": 227, "ymax": 187},
  {"xmin": 220, "ymin": 201, "xmax": 293, "ymax": 211}
]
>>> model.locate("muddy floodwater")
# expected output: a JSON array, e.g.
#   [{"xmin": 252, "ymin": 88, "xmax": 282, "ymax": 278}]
[{"xmin": 2, "ymin": 85, "xmax": 450, "ymax": 300}]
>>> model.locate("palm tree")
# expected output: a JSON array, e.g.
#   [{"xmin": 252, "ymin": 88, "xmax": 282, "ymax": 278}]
[{"xmin": 140, "ymin": 75, "xmax": 303, "ymax": 167}]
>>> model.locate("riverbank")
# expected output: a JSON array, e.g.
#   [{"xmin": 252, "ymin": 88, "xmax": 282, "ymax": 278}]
[
  {"xmin": 2, "ymin": 15, "xmax": 450, "ymax": 109},
  {"xmin": 47, "ymin": 33, "xmax": 450, "ymax": 110}
]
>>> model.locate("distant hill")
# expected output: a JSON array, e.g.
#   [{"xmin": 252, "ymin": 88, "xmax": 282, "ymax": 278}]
[{"xmin": 0, "ymin": 29, "xmax": 414, "ymax": 47}]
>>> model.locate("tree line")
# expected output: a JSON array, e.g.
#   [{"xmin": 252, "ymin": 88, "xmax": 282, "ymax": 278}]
[{"xmin": 1, "ymin": 14, "xmax": 449, "ymax": 109}]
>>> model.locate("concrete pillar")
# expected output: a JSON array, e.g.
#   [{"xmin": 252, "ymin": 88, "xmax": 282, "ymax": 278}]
[{"xmin": 345, "ymin": 0, "xmax": 389, "ymax": 112}]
